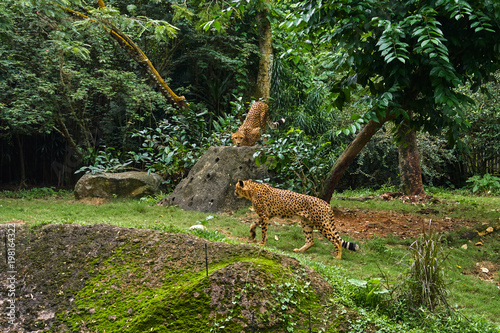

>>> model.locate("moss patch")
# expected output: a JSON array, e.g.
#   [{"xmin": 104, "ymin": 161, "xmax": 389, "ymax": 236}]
[{"xmin": 0, "ymin": 223, "xmax": 356, "ymax": 332}]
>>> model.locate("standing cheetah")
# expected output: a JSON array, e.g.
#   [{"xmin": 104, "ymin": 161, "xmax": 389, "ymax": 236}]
[{"xmin": 235, "ymin": 179, "xmax": 359, "ymax": 259}]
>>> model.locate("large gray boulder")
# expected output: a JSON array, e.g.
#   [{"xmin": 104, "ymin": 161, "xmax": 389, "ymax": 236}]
[
  {"xmin": 74, "ymin": 171, "xmax": 162, "ymax": 199},
  {"xmin": 160, "ymin": 146, "xmax": 269, "ymax": 213}
]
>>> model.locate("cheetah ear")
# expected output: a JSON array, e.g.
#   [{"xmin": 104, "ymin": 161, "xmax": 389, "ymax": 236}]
[{"xmin": 238, "ymin": 179, "xmax": 244, "ymax": 187}]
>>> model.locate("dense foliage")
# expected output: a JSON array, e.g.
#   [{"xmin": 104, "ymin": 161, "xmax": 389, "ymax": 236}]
[
  {"xmin": 1, "ymin": 0, "xmax": 499, "ymax": 194},
  {"xmin": 282, "ymin": 0, "xmax": 500, "ymax": 138}
]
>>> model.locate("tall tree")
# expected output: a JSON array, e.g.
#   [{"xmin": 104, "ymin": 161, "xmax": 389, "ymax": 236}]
[
  {"xmin": 254, "ymin": 0, "xmax": 273, "ymax": 102},
  {"xmin": 201, "ymin": 0, "xmax": 276, "ymax": 102},
  {"xmin": 0, "ymin": 0, "xmax": 176, "ymax": 185},
  {"xmin": 283, "ymin": 0, "xmax": 500, "ymax": 201}
]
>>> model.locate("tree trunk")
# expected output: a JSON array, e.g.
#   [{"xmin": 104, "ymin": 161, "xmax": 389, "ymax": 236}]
[
  {"xmin": 56, "ymin": 117, "xmax": 83, "ymax": 159},
  {"xmin": 397, "ymin": 120, "xmax": 425, "ymax": 196},
  {"xmin": 320, "ymin": 111, "xmax": 395, "ymax": 202},
  {"xmin": 16, "ymin": 134, "xmax": 26, "ymax": 188},
  {"xmin": 255, "ymin": 5, "xmax": 272, "ymax": 102}
]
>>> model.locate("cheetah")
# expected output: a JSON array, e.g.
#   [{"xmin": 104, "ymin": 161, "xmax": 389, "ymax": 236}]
[
  {"xmin": 235, "ymin": 179, "xmax": 359, "ymax": 259},
  {"xmin": 231, "ymin": 101, "xmax": 285, "ymax": 147}
]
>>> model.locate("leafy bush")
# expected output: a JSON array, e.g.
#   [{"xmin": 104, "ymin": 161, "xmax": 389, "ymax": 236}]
[
  {"xmin": 75, "ymin": 101, "xmax": 242, "ymax": 191},
  {"xmin": 76, "ymin": 147, "xmax": 133, "ymax": 175},
  {"xmin": 348, "ymin": 278, "xmax": 390, "ymax": 308},
  {"xmin": 254, "ymin": 128, "xmax": 333, "ymax": 195},
  {"xmin": 466, "ymin": 174, "xmax": 500, "ymax": 195}
]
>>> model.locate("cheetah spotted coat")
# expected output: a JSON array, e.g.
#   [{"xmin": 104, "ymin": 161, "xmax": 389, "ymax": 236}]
[
  {"xmin": 235, "ymin": 179, "xmax": 359, "ymax": 259},
  {"xmin": 231, "ymin": 101, "xmax": 284, "ymax": 147}
]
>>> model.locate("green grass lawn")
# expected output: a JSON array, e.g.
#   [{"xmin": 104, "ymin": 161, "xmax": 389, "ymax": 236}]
[{"xmin": 1, "ymin": 188, "xmax": 499, "ymax": 331}]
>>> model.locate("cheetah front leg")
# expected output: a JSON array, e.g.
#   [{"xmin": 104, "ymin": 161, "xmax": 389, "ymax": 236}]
[
  {"xmin": 247, "ymin": 127, "xmax": 261, "ymax": 146},
  {"xmin": 250, "ymin": 216, "xmax": 269, "ymax": 246},
  {"xmin": 249, "ymin": 221, "xmax": 259, "ymax": 241},
  {"xmin": 294, "ymin": 220, "xmax": 315, "ymax": 252},
  {"xmin": 258, "ymin": 216, "xmax": 269, "ymax": 246}
]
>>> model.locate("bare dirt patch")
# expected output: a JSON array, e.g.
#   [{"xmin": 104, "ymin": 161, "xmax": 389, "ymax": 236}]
[
  {"xmin": 332, "ymin": 207, "xmax": 475, "ymax": 240},
  {"xmin": 239, "ymin": 203, "xmax": 478, "ymax": 241},
  {"xmin": 74, "ymin": 197, "xmax": 109, "ymax": 205},
  {"xmin": 464, "ymin": 261, "xmax": 500, "ymax": 286}
]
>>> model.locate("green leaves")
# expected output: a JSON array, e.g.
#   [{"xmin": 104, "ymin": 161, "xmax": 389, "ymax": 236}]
[
  {"xmin": 348, "ymin": 278, "xmax": 390, "ymax": 307},
  {"xmin": 202, "ymin": 19, "xmax": 222, "ymax": 33},
  {"xmin": 254, "ymin": 128, "xmax": 332, "ymax": 195},
  {"xmin": 373, "ymin": 18, "xmax": 409, "ymax": 64},
  {"xmin": 466, "ymin": 174, "xmax": 500, "ymax": 195},
  {"xmin": 409, "ymin": 8, "xmax": 452, "ymax": 66}
]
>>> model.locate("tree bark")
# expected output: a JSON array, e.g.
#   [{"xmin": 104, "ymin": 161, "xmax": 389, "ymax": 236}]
[
  {"xmin": 16, "ymin": 134, "xmax": 26, "ymax": 188},
  {"xmin": 397, "ymin": 119, "xmax": 425, "ymax": 196},
  {"xmin": 56, "ymin": 117, "xmax": 83, "ymax": 159},
  {"xmin": 320, "ymin": 111, "xmax": 395, "ymax": 202},
  {"xmin": 255, "ymin": 5, "xmax": 272, "ymax": 102}
]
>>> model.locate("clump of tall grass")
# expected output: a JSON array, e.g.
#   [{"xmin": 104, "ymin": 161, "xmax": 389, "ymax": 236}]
[{"xmin": 395, "ymin": 220, "xmax": 450, "ymax": 313}]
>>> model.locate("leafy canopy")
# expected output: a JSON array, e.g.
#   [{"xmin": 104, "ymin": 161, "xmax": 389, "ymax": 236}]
[{"xmin": 282, "ymin": 0, "xmax": 500, "ymax": 143}]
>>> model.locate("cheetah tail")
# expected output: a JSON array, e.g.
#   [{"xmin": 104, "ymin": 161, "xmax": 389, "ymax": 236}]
[
  {"xmin": 341, "ymin": 239, "xmax": 360, "ymax": 251},
  {"xmin": 268, "ymin": 118, "xmax": 285, "ymax": 129}
]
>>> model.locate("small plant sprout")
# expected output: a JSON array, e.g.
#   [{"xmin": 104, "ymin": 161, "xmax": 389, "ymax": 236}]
[{"xmin": 197, "ymin": 215, "xmax": 217, "ymax": 226}]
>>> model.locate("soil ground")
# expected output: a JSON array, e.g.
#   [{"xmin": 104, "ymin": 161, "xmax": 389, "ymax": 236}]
[
  {"xmin": 241, "ymin": 198, "xmax": 478, "ymax": 240},
  {"xmin": 238, "ymin": 194, "xmax": 499, "ymax": 285}
]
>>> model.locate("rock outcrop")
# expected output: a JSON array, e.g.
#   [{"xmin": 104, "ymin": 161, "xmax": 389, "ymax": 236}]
[
  {"xmin": 74, "ymin": 171, "xmax": 162, "ymax": 199},
  {"xmin": 160, "ymin": 146, "xmax": 269, "ymax": 213}
]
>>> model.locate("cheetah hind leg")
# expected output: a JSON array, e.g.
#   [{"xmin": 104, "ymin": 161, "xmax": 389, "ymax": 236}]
[
  {"xmin": 322, "ymin": 224, "xmax": 343, "ymax": 259},
  {"xmin": 294, "ymin": 223, "xmax": 314, "ymax": 252},
  {"xmin": 334, "ymin": 238, "xmax": 342, "ymax": 260}
]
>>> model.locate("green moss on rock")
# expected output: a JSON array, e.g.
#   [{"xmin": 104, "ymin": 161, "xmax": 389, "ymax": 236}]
[{"xmin": 0, "ymin": 223, "xmax": 350, "ymax": 332}]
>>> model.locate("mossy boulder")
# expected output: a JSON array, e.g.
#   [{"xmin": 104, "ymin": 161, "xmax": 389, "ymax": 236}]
[
  {"xmin": 74, "ymin": 171, "xmax": 162, "ymax": 199},
  {"xmin": 0, "ymin": 223, "xmax": 356, "ymax": 332}
]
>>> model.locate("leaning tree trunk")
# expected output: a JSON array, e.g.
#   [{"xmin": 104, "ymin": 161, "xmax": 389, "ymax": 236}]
[
  {"xmin": 320, "ymin": 111, "xmax": 395, "ymax": 202},
  {"xmin": 254, "ymin": 3, "xmax": 272, "ymax": 102},
  {"xmin": 397, "ymin": 119, "xmax": 425, "ymax": 196},
  {"xmin": 60, "ymin": 0, "xmax": 188, "ymax": 109}
]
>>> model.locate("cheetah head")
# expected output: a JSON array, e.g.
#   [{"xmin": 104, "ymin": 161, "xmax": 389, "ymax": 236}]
[
  {"xmin": 235, "ymin": 179, "xmax": 252, "ymax": 200},
  {"xmin": 231, "ymin": 131, "xmax": 245, "ymax": 147}
]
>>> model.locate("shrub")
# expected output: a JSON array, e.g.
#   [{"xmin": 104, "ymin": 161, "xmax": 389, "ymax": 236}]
[
  {"xmin": 76, "ymin": 102, "xmax": 241, "ymax": 192},
  {"xmin": 348, "ymin": 278, "xmax": 390, "ymax": 308},
  {"xmin": 395, "ymin": 223, "xmax": 450, "ymax": 312},
  {"xmin": 254, "ymin": 128, "xmax": 333, "ymax": 195},
  {"xmin": 466, "ymin": 174, "xmax": 500, "ymax": 195}
]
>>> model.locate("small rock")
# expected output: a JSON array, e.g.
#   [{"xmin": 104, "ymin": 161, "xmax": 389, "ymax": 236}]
[{"xmin": 189, "ymin": 224, "xmax": 206, "ymax": 231}]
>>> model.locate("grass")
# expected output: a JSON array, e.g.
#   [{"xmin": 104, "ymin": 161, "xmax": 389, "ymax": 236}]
[
  {"xmin": 335, "ymin": 186, "xmax": 500, "ymax": 223},
  {"xmin": 1, "ymin": 187, "xmax": 499, "ymax": 331}
]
